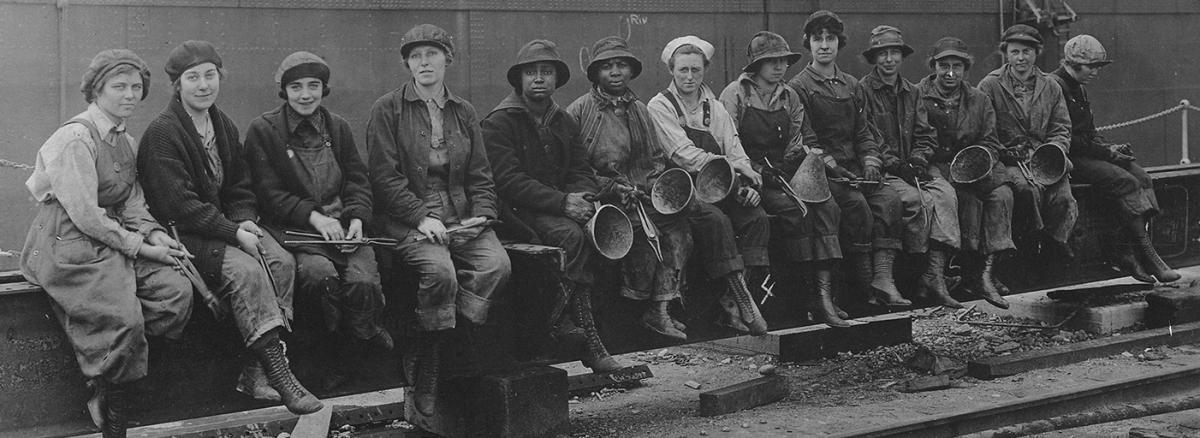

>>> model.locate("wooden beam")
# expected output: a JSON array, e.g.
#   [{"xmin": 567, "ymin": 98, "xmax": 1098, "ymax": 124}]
[
  {"xmin": 698, "ymin": 375, "xmax": 789, "ymax": 417},
  {"xmin": 706, "ymin": 312, "xmax": 912, "ymax": 363}
]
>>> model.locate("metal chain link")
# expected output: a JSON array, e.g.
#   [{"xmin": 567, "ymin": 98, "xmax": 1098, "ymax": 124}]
[
  {"xmin": 0, "ymin": 159, "xmax": 35, "ymax": 171},
  {"xmin": 1097, "ymin": 103, "xmax": 1185, "ymax": 132}
]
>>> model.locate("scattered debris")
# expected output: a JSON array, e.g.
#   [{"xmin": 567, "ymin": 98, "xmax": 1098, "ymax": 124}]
[
  {"xmin": 685, "ymin": 380, "xmax": 703, "ymax": 389},
  {"xmin": 900, "ymin": 375, "xmax": 952, "ymax": 392},
  {"xmin": 758, "ymin": 364, "xmax": 777, "ymax": 375}
]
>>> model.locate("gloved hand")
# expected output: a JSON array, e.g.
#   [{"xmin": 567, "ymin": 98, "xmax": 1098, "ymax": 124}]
[
  {"xmin": 862, "ymin": 164, "xmax": 883, "ymax": 183},
  {"xmin": 891, "ymin": 163, "xmax": 918, "ymax": 187},
  {"xmin": 907, "ymin": 157, "xmax": 931, "ymax": 181}
]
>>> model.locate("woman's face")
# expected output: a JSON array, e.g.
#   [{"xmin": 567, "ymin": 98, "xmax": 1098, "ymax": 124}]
[
  {"xmin": 407, "ymin": 45, "xmax": 448, "ymax": 87},
  {"xmin": 94, "ymin": 71, "xmax": 143, "ymax": 122},
  {"xmin": 670, "ymin": 53, "xmax": 706, "ymax": 95},
  {"xmin": 178, "ymin": 62, "xmax": 220, "ymax": 114}
]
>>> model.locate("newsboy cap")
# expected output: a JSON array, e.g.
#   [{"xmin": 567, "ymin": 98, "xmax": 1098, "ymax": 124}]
[
  {"xmin": 165, "ymin": 40, "xmax": 222, "ymax": 83},
  {"xmin": 81, "ymin": 49, "xmax": 150, "ymax": 102}
]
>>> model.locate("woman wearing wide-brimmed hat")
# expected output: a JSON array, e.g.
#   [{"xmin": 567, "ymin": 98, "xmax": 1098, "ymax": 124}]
[
  {"xmin": 21, "ymin": 49, "xmax": 193, "ymax": 437},
  {"xmin": 365, "ymin": 24, "xmax": 511, "ymax": 416},
  {"xmin": 719, "ymin": 31, "xmax": 850, "ymax": 327}
]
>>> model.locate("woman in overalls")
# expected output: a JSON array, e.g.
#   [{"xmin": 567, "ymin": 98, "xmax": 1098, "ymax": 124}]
[
  {"xmin": 719, "ymin": 31, "xmax": 850, "ymax": 327},
  {"xmin": 647, "ymin": 36, "xmax": 770, "ymax": 335},
  {"xmin": 245, "ymin": 52, "xmax": 390, "ymax": 391},
  {"xmin": 21, "ymin": 49, "xmax": 193, "ymax": 438},
  {"xmin": 365, "ymin": 24, "xmax": 511, "ymax": 416}
]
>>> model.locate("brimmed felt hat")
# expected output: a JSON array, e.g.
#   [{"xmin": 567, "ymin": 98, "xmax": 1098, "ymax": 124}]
[
  {"xmin": 585, "ymin": 36, "xmax": 642, "ymax": 83},
  {"xmin": 661, "ymin": 35, "xmax": 715, "ymax": 66},
  {"xmin": 507, "ymin": 39, "xmax": 571, "ymax": 89},
  {"xmin": 744, "ymin": 31, "xmax": 802, "ymax": 73},
  {"xmin": 1001, "ymin": 24, "xmax": 1042, "ymax": 47},
  {"xmin": 400, "ymin": 24, "xmax": 454, "ymax": 60},
  {"xmin": 81, "ymin": 49, "xmax": 150, "ymax": 102},
  {"xmin": 165, "ymin": 40, "xmax": 222, "ymax": 83},
  {"xmin": 1063, "ymin": 34, "xmax": 1113, "ymax": 67},
  {"xmin": 802, "ymin": 10, "xmax": 847, "ymax": 50},
  {"xmin": 862, "ymin": 25, "xmax": 914, "ymax": 63},
  {"xmin": 928, "ymin": 36, "xmax": 975, "ymax": 69}
]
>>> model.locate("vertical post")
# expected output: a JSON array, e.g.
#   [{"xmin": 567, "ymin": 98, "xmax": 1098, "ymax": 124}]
[{"xmin": 1182, "ymin": 100, "xmax": 1191, "ymax": 165}]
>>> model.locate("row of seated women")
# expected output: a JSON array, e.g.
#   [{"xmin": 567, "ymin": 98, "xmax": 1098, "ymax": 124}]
[{"xmin": 20, "ymin": 12, "xmax": 1181, "ymax": 437}]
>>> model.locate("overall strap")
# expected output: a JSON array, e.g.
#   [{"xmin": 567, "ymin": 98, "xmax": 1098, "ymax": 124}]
[{"xmin": 662, "ymin": 89, "xmax": 710, "ymax": 127}]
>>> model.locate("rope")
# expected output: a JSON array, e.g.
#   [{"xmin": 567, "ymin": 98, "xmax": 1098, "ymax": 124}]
[
  {"xmin": 0, "ymin": 159, "xmax": 34, "ymax": 171},
  {"xmin": 1096, "ymin": 103, "xmax": 1184, "ymax": 131}
]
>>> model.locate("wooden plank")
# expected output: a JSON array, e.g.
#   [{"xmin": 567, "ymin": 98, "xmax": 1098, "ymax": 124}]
[
  {"xmin": 0, "ymin": 280, "xmax": 41, "ymax": 297},
  {"xmin": 698, "ymin": 375, "xmax": 789, "ymax": 417},
  {"xmin": 967, "ymin": 320, "xmax": 1200, "ymax": 379},
  {"xmin": 706, "ymin": 313, "xmax": 912, "ymax": 363},
  {"xmin": 566, "ymin": 364, "xmax": 653, "ymax": 394}
]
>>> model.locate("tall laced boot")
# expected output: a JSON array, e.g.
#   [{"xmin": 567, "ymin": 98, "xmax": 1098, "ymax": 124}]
[
  {"xmin": 251, "ymin": 332, "xmax": 323, "ymax": 415},
  {"xmin": 1130, "ymin": 217, "xmax": 1181, "ymax": 282},
  {"xmin": 101, "ymin": 380, "xmax": 133, "ymax": 438},
  {"xmin": 236, "ymin": 360, "xmax": 281, "ymax": 402},
  {"xmin": 725, "ymin": 271, "xmax": 768, "ymax": 335},
  {"xmin": 642, "ymin": 299, "xmax": 687, "ymax": 340},
  {"xmin": 550, "ymin": 280, "xmax": 586, "ymax": 347},
  {"xmin": 574, "ymin": 285, "xmax": 623, "ymax": 372},
  {"xmin": 1115, "ymin": 243, "xmax": 1155, "ymax": 283},
  {"xmin": 870, "ymin": 249, "xmax": 911, "ymax": 306},
  {"xmin": 813, "ymin": 268, "xmax": 851, "ymax": 327},
  {"xmin": 411, "ymin": 331, "xmax": 443, "ymax": 417},
  {"xmin": 917, "ymin": 249, "xmax": 964, "ymax": 309},
  {"xmin": 716, "ymin": 293, "xmax": 751, "ymax": 333},
  {"xmin": 973, "ymin": 254, "xmax": 1010, "ymax": 309},
  {"xmin": 851, "ymin": 252, "xmax": 878, "ymax": 305}
]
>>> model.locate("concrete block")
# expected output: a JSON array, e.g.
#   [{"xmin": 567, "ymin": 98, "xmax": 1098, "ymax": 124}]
[
  {"xmin": 706, "ymin": 313, "xmax": 912, "ymax": 363},
  {"xmin": 981, "ymin": 290, "xmax": 1146, "ymax": 334},
  {"xmin": 698, "ymin": 375, "xmax": 789, "ymax": 417},
  {"xmin": 1146, "ymin": 289, "xmax": 1200, "ymax": 328},
  {"xmin": 406, "ymin": 365, "xmax": 568, "ymax": 438},
  {"xmin": 901, "ymin": 375, "xmax": 951, "ymax": 392}
]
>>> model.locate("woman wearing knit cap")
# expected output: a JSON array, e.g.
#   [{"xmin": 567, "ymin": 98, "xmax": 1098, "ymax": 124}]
[
  {"xmin": 647, "ymin": 35, "xmax": 772, "ymax": 335},
  {"xmin": 719, "ymin": 31, "xmax": 851, "ymax": 327},
  {"xmin": 245, "ymin": 51, "xmax": 391, "ymax": 391},
  {"xmin": 137, "ymin": 40, "xmax": 322, "ymax": 415},
  {"xmin": 21, "ymin": 48, "xmax": 192, "ymax": 438},
  {"xmin": 365, "ymin": 24, "xmax": 511, "ymax": 416},
  {"xmin": 788, "ymin": 10, "xmax": 909, "ymax": 310}
]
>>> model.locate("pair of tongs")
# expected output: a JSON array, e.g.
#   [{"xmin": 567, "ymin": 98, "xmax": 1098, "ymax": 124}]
[
  {"xmin": 170, "ymin": 226, "xmax": 225, "ymax": 320},
  {"xmin": 633, "ymin": 198, "xmax": 664, "ymax": 263},
  {"xmin": 283, "ymin": 230, "xmax": 401, "ymax": 248}
]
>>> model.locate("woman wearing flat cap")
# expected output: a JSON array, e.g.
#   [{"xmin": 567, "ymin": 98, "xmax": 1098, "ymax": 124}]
[
  {"xmin": 138, "ymin": 40, "xmax": 322, "ymax": 415},
  {"xmin": 366, "ymin": 24, "xmax": 511, "ymax": 416},
  {"xmin": 245, "ymin": 51, "xmax": 391, "ymax": 391},
  {"xmin": 21, "ymin": 48, "xmax": 192, "ymax": 438},
  {"xmin": 647, "ymin": 35, "xmax": 772, "ymax": 335},
  {"xmin": 481, "ymin": 39, "xmax": 622, "ymax": 372},
  {"xmin": 719, "ymin": 31, "xmax": 851, "ymax": 327}
]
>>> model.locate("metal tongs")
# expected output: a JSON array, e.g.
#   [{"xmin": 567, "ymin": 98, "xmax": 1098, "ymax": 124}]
[
  {"xmin": 410, "ymin": 219, "xmax": 499, "ymax": 242},
  {"xmin": 633, "ymin": 195, "xmax": 664, "ymax": 262},
  {"xmin": 283, "ymin": 230, "xmax": 401, "ymax": 248},
  {"xmin": 1016, "ymin": 160, "xmax": 1043, "ymax": 190},
  {"xmin": 829, "ymin": 177, "xmax": 889, "ymax": 189},
  {"xmin": 762, "ymin": 157, "xmax": 809, "ymax": 217},
  {"xmin": 170, "ymin": 226, "xmax": 225, "ymax": 320}
]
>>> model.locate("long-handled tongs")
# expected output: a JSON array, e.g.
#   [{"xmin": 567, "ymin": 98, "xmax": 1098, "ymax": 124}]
[
  {"xmin": 762, "ymin": 157, "xmax": 809, "ymax": 217},
  {"xmin": 171, "ymin": 226, "xmax": 225, "ymax": 320},
  {"xmin": 634, "ymin": 198, "xmax": 664, "ymax": 262},
  {"xmin": 283, "ymin": 230, "xmax": 401, "ymax": 248}
]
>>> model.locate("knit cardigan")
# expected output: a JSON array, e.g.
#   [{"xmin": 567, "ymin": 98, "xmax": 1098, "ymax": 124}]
[{"xmin": 137, "ymin": 97, "xmax": 257, "ymax": 285}]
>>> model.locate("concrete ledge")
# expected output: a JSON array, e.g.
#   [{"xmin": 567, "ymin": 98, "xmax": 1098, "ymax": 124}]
[
  {"xmin": 979, "ymin": 289, "xmax": 1148, "ymax": 334},
  {"xmin": 705, "ymin": 312, "xmax": 912, "ymax": 363},
  {"xmin": 967, "ymin": 319, "xmax": 1200, "ymax": 379}
]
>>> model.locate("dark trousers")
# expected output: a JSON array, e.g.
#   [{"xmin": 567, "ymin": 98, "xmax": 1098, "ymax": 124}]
[
  {"xmin": 956, "ymin": 183, "xmax": 1017, "ymax": 255},
  {"xmin": 393, "ymin": 230, "xmax": 511, "ymax": 331},
  {"xmin": 760, "ymin": 186, "xmax": 842, "ymax": 262},
  {"xmin": 518, "ymin": 211, "xmax": 596, "ymax": 286},
  {"xmin": 1008, "ymin": 166, "xmax": 1078, "ymax": 245},
  {"xmin": 828, "ymin": 181, "xmax": 903, "ymax": 253},
  {"xmin": 294, "ymin": 246, "xmax": 385, "ymax": 340},
  {"xmin": 1071, "ymin": 157, "xmax": 1157, "ymax": 220},
  {"xmin": 714, "ymin": 201, "xmax": 770, "ymax": 267},
  {"xmin": 686, "ymin": 201, "xmax": 745, "ymax": 279}
]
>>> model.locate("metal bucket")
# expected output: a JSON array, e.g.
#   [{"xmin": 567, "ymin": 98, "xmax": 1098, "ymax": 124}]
[
  {"xmin": 586, "ymin": 202, "xmax": 634, "ymax": 260},
  {"xmin": 651, "ymin": 167, "xmax": 694, "ymax": 215},
  {"xmin": 950, "ymin": 145, "xmax": 995, "ymax": 184},
  {"xmin": 1029, "ymin": 143, "xmax": 1068, "ymax": 186},
  {"xmin": 791, "ymin": 152, "xmax": 832, "ymax": 203},
  {"xmin": 695, "ymin": 157, "xmax": 738, "ymax": 204}
]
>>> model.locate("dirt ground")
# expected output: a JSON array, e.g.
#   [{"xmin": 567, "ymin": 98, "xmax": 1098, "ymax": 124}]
[{"xmin": 544, "ymin": 305, "xmax": 1200, "ymax": 438}]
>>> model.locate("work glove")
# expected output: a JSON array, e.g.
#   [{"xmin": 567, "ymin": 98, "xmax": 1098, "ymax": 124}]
[
  {"xmin": 907, "ymin": 157, "xmax": 931, "ymax": 181},
  {"xmin": 1106, "ymin": 143, "xmax": 1136, "ymax": 164},
  {"xmin": 998, "ymin": 146, "xmax": 1026, "ymax": 166},
  {"xmin": 827, "ymin": 165, "xmax": 859, "ymax": 181},
  {"xmin": 862, "ymin": 164, "xmax": 884, "ymax": 192}
]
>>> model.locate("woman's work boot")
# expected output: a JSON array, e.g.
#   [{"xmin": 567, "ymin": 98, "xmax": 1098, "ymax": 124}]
[
  {"xmin": 1114, "ymin": 244, "xmax": 1155, "ymax": 283},
  {"xmin": 968, "ymin": 254, "xmax": 1009, "ymax": 309},
  {"xmin": 1130, "ymin": 217, "xmax": 1181, "ymax": 282},
  {"xmin": 870, "ymin": 249, "xmax": 911, "ymax": 306},
  {"xmin": 716, "ymin": 293, "xmax": 751, "ymax": 333},
  {"xmin": 917, "ymin": 249, "xmax": 964, "ymax": 309},
  {"xmin": 725, "ymin": 271, "xmax": 768, "ymax": 335},
  {"xmin": 412, "ymin": 331, "xmax": 442, "ymax": 417},
  {"xmin": 642, "ymin": 300, "xmax": 687, "ymax": 341},
  {"xmin": 574, "ymin": 286, "xmax": 623, "ymax": 372},
  {"xmin": 100, "ymin": 380, "xmax": 132, "ymax": 438},
  {"xmin": 252, "ymin": 333, "xmax": 323, "ymax": 415},
  {"xmin": 813, "ymin": 268, "xmax": 851, "ymax": 327},
  {"xmin": 236, "ymin": 360, "xmax": 282, "ymax": 402}
]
